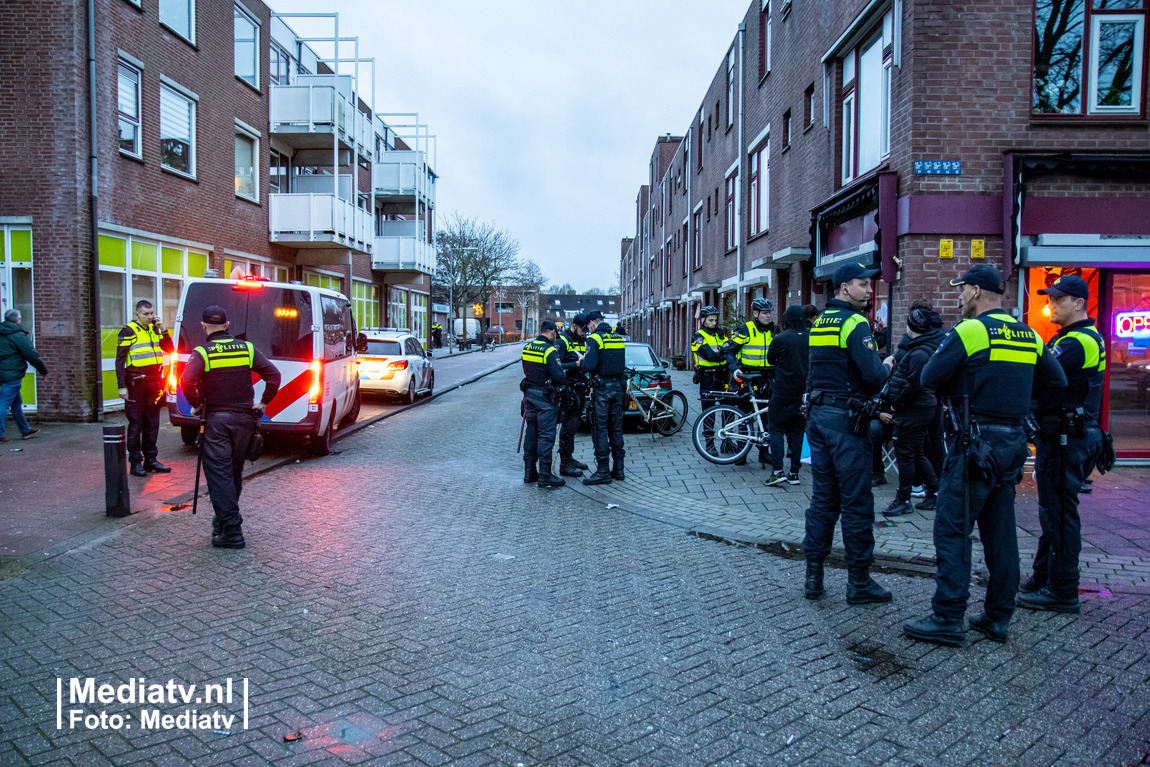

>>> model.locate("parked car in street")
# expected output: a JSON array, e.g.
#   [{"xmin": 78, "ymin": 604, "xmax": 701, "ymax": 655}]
[{"xmin": 358, "ymin": 328, "xmax": 434, "ymax": 403}]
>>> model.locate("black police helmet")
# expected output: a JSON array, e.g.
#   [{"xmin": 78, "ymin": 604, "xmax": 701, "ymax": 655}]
[
  {"xmin": 700, "ymin": 305, "xmax": 719, "ymax": 318},
  {"xmin": 751, "ymin": 298, "xmax": 773, "ymax": 312}
]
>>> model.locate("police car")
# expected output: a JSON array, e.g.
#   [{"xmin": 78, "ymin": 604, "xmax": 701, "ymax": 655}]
[{"xmin": 357, "ymin": 328, "xmax": 435, "ymax": 403}]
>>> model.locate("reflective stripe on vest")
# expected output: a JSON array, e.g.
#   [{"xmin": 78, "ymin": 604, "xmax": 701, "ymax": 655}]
[
  {"xmin": 120, "ymin": 321, "xmax": 165, "ymax": 368},
  {"xmin": 734, "ymin": 321, "xmax": 772, "ymax": 367},
  {"xmin": 692, "ymin": 329, "xmax": 725, "ymax": 367},
  {"xmin": 808, "ymin": 311, "xmax": 865, "ymax": 348},
  {"xmin": 954, "ymin": 312, "xmax": 1043, "ymax": 366},
  {"xmin": 589, "ymin": 332, "xmax": 624, "ymax": 351},
  {"xmin": 196, "ymin": 339, "xmax": 255, "ymax": 371},
  {"xmin": 521, "ymin": 341, "xmax": 556, "ymax": 364},
  {"xmin": 1062, "ymin": 329, "xmax": 1106, "ymax": 372}
]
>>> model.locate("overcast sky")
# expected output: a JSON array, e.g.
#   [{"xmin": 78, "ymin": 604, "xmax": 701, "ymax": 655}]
[{"xmin": 271, "ymin": 0, "xmax": 753, "ymax": 292}]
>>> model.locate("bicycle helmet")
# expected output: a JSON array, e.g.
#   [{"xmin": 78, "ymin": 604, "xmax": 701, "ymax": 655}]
[
  {"xmin": 700, "ymin": 305, "xmax": 719, "ymax": 318},
  {"xmin": 751, "ymin": 298, "xmax": 773, "ymax": 312}
]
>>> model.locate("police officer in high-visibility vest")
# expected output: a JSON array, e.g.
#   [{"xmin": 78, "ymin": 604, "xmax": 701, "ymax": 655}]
[
  {"xmin": 904, "ymin": 265, "xmax": 1066, "ymax": 645},
  {"xmin": 116, "ymin": 300, "xmax": 175, "ymax": 476},
  {"xmin": 728, "ymin": 297, "xmax": 776, "ymax": 465},
  {"xmin": 692, "ymin": 305, "xmax": 728, "ymax": 411},
  {"xmin": 803, "ymin": 263, "xmax": 894, "ymax": 605},
  {"xmin": 180, "ymin": 306, "xmax": 282, "ymax": 548},
  {"xmin": 1018, "ymin": 274, "xmax": 1104, "ymax": 615},
  {"xmin": 582, "ymin": 310, "xmax": 627, "ymax": 485},
  {"xmin": 431, "ymin": 322, "xmax": 443, "ymax": 348},
  {"xmin": 520, "ymin": 320, "xmax": 566, "ymax": 488},
  {"xmin": 555, "ymin": 313, "xmax": 590, "ymax": 477}
]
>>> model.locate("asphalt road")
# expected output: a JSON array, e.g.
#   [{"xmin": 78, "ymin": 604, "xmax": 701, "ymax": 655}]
[{"xmin": 1, "ymin": 367, "xmax": 1148, "ymax": 765}]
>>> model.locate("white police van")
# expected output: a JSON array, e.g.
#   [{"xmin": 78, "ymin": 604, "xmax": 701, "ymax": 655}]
[{"xmin": 166, "ymin": 276, "xmax": 364, "ymax": 455}]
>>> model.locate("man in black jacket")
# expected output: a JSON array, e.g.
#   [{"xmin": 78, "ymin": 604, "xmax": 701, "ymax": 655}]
[
  {"xmin": 879, "ymin": 308, "xmax": 945, "ymax": 515},
  {"xmin": 764, "ymin": 305, "xmax": 809, "ymax": 485},
  {"xmin": 0, "ymin": 309, "xmax": 48, "ymax": 442}
]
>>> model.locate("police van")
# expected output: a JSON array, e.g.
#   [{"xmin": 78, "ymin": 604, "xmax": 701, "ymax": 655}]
[{"xmin": 166, "ymin": 276, "xmax": 364, "ymax": 456}]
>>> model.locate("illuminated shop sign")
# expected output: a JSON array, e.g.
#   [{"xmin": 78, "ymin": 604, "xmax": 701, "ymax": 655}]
[{"xmin": 1115, "ymin": 311, "xmax": 1150, "ymax": 338}]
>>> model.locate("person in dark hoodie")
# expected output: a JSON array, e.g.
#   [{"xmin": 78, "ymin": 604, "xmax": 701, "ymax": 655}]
[
  {"xmin": 0, "ymin": 309, "xmax": 48, "ymax": 442},
  {"xmin": 878, "ymin": 307, "xmax": 946, "ymax": 515},
  {"xmin": 764, "ymin": 305, "xmax": 810, "ymax": 485}
]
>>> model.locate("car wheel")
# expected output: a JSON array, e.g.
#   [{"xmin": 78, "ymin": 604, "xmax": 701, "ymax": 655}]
[
  {"xmin": 404, "ymin": 378, "xmax": 416, "ymax": 405},
  {"xmin": 425, "ymin": 371, "xmax": 435, "ymax": 398},
  {"xmin": 309, "ymin": 410, "xmax": 335, "ymax": 456},
  {"xmin": 181, "ymin": 425, "xmax": 199, "ymax": 446}
]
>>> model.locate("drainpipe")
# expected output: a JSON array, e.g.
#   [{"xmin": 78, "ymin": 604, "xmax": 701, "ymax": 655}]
[
  {"xmin": 736, "ymin": 22, "xmax": 746, "ymax": 313},
  {"xmin": 88, "ymin": 0, "xmax": 103, "ymax": 419},
  {"xmin": 685, "ymin": 125, "xmax": 691, "ymax": 360}
]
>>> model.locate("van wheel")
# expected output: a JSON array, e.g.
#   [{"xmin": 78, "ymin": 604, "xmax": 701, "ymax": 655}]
[
  {"xmin": 181, "ymin": 425, "xmax": 199, "ymax": 446},
  {"xmin": 424, "ymin": 371, "xmax": 434, "ymax": 398},
  {"xmin": 404, "ymin": 379, "xmax": 416, "ymax": 405},
  {"xmin": 340, "ymin": 386, "xmax": 361, "ymax": 427},
  {"xmin": 310, "ymin": 411, "xmax": 335, "ymax": 456}
]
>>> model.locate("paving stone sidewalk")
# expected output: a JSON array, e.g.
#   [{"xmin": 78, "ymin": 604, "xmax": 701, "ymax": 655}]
[{"xmin": 564, "ymin": 369, "xmax": 1150, "ymax": 590}]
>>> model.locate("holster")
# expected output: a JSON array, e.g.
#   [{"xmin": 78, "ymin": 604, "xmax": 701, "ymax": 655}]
[{"xmin": 966, "ymin": 434, "xmax": 1000, "ymax": 483}]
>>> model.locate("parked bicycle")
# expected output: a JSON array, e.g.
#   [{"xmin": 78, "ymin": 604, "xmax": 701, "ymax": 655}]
[
  {"xmin": 625, "ymin": 367, "xmax": 689, "ymax": 436},
  {"xmin": 692, "ymin": 370, "xmax": 771, "ymax": 463}
]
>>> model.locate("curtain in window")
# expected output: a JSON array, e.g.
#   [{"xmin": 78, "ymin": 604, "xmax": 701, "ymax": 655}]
[{"xmin": 160, "ymin": 86, "xmax": 193, "ymax": 173}]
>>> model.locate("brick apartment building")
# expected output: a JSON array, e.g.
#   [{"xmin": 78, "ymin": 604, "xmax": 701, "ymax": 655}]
[
  {"xmin": 0, "ymin": 0, "xmax": 437, "ymax": 421},
  {"xmin": 620, "ymin": 0, "xmax": 1150, "ymax": 459}
]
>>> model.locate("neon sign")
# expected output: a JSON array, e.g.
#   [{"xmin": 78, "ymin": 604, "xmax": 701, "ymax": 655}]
[{"xmin": 1115, "ymin": 311, "xmax": 1150, "ymax": 338}]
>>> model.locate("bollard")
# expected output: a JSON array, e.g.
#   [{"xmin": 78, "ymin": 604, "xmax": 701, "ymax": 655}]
[{"xmin": 103, "ymin": 425, "xmax": 132, "ymax": 517}]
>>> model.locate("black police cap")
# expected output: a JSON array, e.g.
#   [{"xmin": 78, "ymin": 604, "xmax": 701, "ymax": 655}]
[
  {"xmin": 949, "ymin": 264, "xmax": 1005, "ymax": 294},
  {"xmin": 833, "ymin": 261, "xmax": 879, "ymax": 288},
  {"xmin": 202, "ymin": 305, "xmax": 228, "ymax": 324},
  {"xmin": 540, "ymin": 320, "xmax": 558, "ymax": 332},
  {"xmin": 1038, "ymin": 274, "xmax": 1089, "ymax": 300},
  {"xmin": 584, "ymin": 310, "xmax": 605, "ymax": 323}
]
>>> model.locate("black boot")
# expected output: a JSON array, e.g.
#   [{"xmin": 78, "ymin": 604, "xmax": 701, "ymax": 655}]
[
  {"xmin": 1015, "ymin": 587, "xmax": 1081, "ymax": 614},
  {"xmin": 144, "ymin": 460, "xmax": 172, "ymax": 473},
  {"xmin": 1018, "ymin": 574, "xmax": 1045, "ymax": 594},
  {"xmin": 212, "ymin": 526, "xmax": 245, "ymax": 549},
  {"xmin": 537, "ymin": 461, "xmax": 566, "ymax": 488},
  {"xmin": 846, "ymin": 570, "xmax": 892, "ymax": 604},
  {"xmin": 212, "ymin": 515, "xmax": 222, "ymax": 537},
  {"xmin": 559, "ymin": 462, "xmax": 584, "ymax": 477},
  {"xmin": 904, "ymin": 613, "xmax": 965, "ymax": 646},
  {"xmin": 611, "ymin": 460, "xmax": 625, "ymax": 481},
  {"xmin": 569, "ymin": 457, "xmax": 589, "ymax": 471},
  {"xmin": 523, "ymin": 459, "xmax": 539, "ymax": 484},
  {"xmin": 804, "ymin": 562, "xmax": 825, "ymax": 600},
  {"xmin": 583, "ymin": 460, "xmax": 613, "ymax": 485},
  {"xmin": 130, "ymin": 462, "xmax": 147, "ymax": 477}
]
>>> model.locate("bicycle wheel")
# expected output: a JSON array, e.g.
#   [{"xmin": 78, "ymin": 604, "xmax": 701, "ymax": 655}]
[
  {"xmin": 653, "ymin": 390, "xmax": 689, "ymax": 435},
  {"xmin": 692, "ymin": 405, "xmax": 754, "ymax": 464}
]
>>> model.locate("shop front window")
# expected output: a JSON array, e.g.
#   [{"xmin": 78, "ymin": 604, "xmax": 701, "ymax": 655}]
[{"xmin": 1108, "ymin": 273, "xmax": 1150, "ymax": 453}]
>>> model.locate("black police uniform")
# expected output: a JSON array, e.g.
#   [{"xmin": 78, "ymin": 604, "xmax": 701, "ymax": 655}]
[
  {"xmin": 692, "ymin": 327, "xmax": 728, "ymax": 411},
  {"xmin": 520, "ymin": 334, "xmax": 566, "ymax": 485},
  {"xmin": 555, "ymin": 328, "xmax": 589, "ymax": 475},
  {"xmin": 916, "ymin": 309, "xmax": 1066, "ymax": 632},
  {"xmin": 116, "ymin": 320, "xmax": 174, "ymax": 473},
  {"xmin": 583, "ymin": 322, "xmax": 627, "ymax": 482},
  {"xmin": 181, "ymin": 329, "xmax": 281, "ymax": 546},
  {"xmin": 803, "ymin": 298, "xmax": 890, "ymax": 600},
  {"xmin": 1025, "ymin": 318, "xmax": 1105, "ymax": 606},
  {"xmin": 766, "ymin": 306, "xmax": 809, "ymax": 477}
]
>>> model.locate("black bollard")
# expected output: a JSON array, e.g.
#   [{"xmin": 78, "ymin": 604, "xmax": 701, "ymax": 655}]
[{"xmin": 103, "ymin": 425, "xmax": 132, "ymax": 517}]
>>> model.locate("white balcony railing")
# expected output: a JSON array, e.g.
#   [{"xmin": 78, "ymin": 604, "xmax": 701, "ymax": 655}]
[
  {"xmin": 373, "ymin": 151, "xmax": 434, "ymax": 202},
  {"xmin": 270, "ymin": 193, "xmax": 372, "ymax": 253},
  {"xmin": 292, "ymin": 173, "xmax": 354, "ymax": 201},
  {"xmin": 372, "ymin": 221, "xmax": 434, "ymax": 274},
  {"xmin": 270, "ymin": 75, "xmax": 372, "ymax": 159}
]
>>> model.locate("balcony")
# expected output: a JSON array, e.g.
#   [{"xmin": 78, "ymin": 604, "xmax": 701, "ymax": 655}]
[
  {"xmin": 372, "ymin": 219, "xmax": 435, "ymax": 278},
  {"xmin": 373, "ymin": 151, "xmax": 435, "ymax": 203},
  {"xmin": 269, "ymin": 193, "xmax": 372, "ymax": 253},
  {"xmin": 270, "ymin": 75, "xmax": 373, "ymax": 159}
]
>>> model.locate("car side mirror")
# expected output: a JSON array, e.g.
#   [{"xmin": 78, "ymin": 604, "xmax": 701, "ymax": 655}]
[
  {"xmin": 660, "ymin": 359, "xmax": 670, "ymax": 369},
  {"xmin": 355, "ymin": 333, "xmax": 368, "ymax": 354}
]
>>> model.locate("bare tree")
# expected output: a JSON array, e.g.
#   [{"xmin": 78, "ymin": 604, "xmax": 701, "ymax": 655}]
[
  {"xmin": 585, "ymin": 287, "xmax": 604, "ymax": 295},
  {"xmin": 434, "ymin": 212, "xmax": 521, "ymax": 331},
  {"xmin": 511, "ymin": 259, "xmax": 547, "ymax": 336}
]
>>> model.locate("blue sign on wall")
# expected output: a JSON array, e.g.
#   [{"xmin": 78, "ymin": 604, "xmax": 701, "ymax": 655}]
[{"xmin": 914, "ymin": 160, "xmax": 961, "ymax": 175}]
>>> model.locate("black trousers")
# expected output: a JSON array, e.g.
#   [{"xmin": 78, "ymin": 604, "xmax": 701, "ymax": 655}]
[
  {"xmin": 892, "ymin": 408, "xmax": 939, "ymax": 501},
  {"xmin": 925, "ymin": 405, "xmax": 945, "ymax": 479},
  {"xmin": 931, "ymin": 425, "xmax": 1029, "ymax": 622},
  {"xmin": 590, "ymin": 379, "xmax": 625, "ymax": 465},
  {"xmin": 870, "ymin": 419, "xmax": 893, "ymax": 476},
  {"xmin": 557, "ymin": 387, "xmax": 586, "ymax": 464},
  {"xmin": 698, "ymin": 368, "xmax": 727, "ymax": 411},
  {"xmin": 523, "ymin": 387, "xmax": 558, "ymax": 469},
  {"xmin": 768, "ymin": 399, "xmax": 805, "ymax": 473},
  {"xmin": 803, "ymin": 405, "xmax": 875, "ymax": 571},
  {"xmin": 125, "ymin": 376, "xmax": 164, "ymax": 464},
  {"xmin": 1031, "ymin": 427, "xmax": 1103, "ymax": 597},
  {"xmin": 202, "ymin": 410, "xmax": 255, "ymax": 535}
]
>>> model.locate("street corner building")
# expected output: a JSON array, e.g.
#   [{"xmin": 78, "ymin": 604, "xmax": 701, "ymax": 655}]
[
  {"xmin": 0, "ymin": 0, "xmax": 439, "ymax": 422},
  {"xmin": 618, "ymin": 0, "xmax": 1150, "ymax": 462}
]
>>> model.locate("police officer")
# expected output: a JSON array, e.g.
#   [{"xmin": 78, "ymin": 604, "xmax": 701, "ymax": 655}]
[
  {"xmin": 728, "ymin": 297, "xmax": 776, "ymax": 466},
  {"xmin": 180, "ymin": 306, "xmax": 282, "ymax": 548},
  {"xmin": 803, "ymin": 262, "xmax": 893, "ymax": 604},
  {"xmin": 904, "ymin": 265, "xmax": 1066, "ymax": 645},
  {"xmin": 555, "ymin": 313, "xmax": 590, "ymax": 477},
  {"xmin": 582, "ymin": 310, "xmax": 627, "ymax": 485},
  {"xmin": 116, "ymin": 300, "xmax": 175, "ymax": 476},
  {"xmin": 431, "ymin": 322, "xmax": 443, "ymax": 348},
  {"xmin": 1018, "ymin": 274, "xmax": 1104, "ymax": 614},
  {"xmin": 691, "ymin": 305, "xmax": 728, "ymax": 411},
  {"xmin": 520, "ymin": 320, "xmax": 566, "ymax": 488}
]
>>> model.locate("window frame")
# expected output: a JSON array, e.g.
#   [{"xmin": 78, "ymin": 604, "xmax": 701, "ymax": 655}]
[
  {"xmin": 692, "ymin": 210, "xmax": 702, "ymax": 270},
  {"xmin": 159, "ymin": 81, "xmax": 197, "ymax": 179},
  {"xmin": 748, "ymin": 138, "xmax": 769, "ymax": 237},
  {"xmin": 759, "ymin": 0, "xmax": 772, "ymax": 82},
  {"xmin": 234, "ymin": 120, "xmax": 259, "ymax": 203},
  {"xmin": 159, "ymin": 0, "xmax": 196, "ymax": 46},
  {"xmin": 727, "ymin": 47, "xmax": 737, "ymax": 128},
  {"xmin": 233, "ymin": 2, "xmax": 260, "ymax": 90},
  {"xmin": 117, "ymin": 60, "xmax": 142, "ymax": 158},
  {"xmin": 724, "ymin": 172, "xmax": 739, "ymax": 253},
  {"xmin": 839, "ymin": 15, "xmax": 893, "ymax": 185}
]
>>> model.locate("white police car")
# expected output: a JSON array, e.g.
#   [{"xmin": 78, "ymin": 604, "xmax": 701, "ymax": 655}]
[{"xmin": 357, "ymin": 328, "xmax": 434, "ymax": 403}]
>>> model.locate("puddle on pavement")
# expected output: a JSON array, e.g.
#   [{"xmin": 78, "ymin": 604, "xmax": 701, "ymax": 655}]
[{"xmin": 847, "ymin": 641, "xmax": 916, "ymax": 680}]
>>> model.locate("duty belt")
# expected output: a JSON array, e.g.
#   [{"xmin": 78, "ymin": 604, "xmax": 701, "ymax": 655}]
[
  {"xmin": 971, "ymin": 414, "xmax": 1025, "ymax": 427},
  {"xmin": 809, "ymin": 390, "xmax": 859, "ymax": 408}
]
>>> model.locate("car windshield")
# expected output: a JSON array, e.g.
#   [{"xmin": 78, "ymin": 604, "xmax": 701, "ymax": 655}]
[
  {"xmin": 178, "ymin": 282, "xmax": 313, "ymax": 361},
  {"xmin": 365, "ymin": 340, "xmax": 402, "ymax": 356},
  {"xmin": 625, "ymin": 345, "xmax": 658, "ymax": 368}
]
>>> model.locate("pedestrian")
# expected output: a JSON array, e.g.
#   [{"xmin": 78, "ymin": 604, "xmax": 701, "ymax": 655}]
[
  {"xmin": 554, "ymin": 313, "xmax": 590, "ymax": 477},
  {"xmin": 1018, "ymin": 274, "xmax": 1105, "ymax": 615},
  {"xmin": 519, "ymin": 320, "xmax": 566, "ymax": 488},
  {"xmin": 803, "ymin": 303, "xmax": 820, "ymax": 328},
  {"xmin": 879, "ymin": 307, "xmax": 945, "ymax": 516},
  {"xmin": 615, "ymin": 322, "xmax": 628, "ymax": 339},
  {"xmin": 904, "ymin": 265, "xmax": 1065, "ymax": 646},
  {"xmin": 764, "ymin": 305, "xmax": 809, "ymax": 485},
  {"xmin": 582, "ymin": 310, "xmax": 627, "ymax": 485},
  {"xmin": 0, "ymin": 308, "xmax": 47, "ymax": 442},
  {"xmin": 180, "ymin": 305, "xmax": 282, "ymax": 548},
  {"xmin": 691, "ymin": 305, "xmax": 728, "ymax": 411},
  {"xmin": 431, "ymin": 322, "xmax": 443, "ymax": 349},
  {"xmin": 116, "ymin": 300, "xmax": 175, "ymax": 476},
  {"xmin": 802, "ymin": 262, "xmax": 894, "ymax": 604},
  {"xmin": 728, "ymin": 297, "xmax": 776, "ymax": 466}
]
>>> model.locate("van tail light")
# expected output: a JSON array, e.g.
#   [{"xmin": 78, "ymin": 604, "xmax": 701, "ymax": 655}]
[
  {"xmin": 308, "ymin": 360, "xmax": 323, "ymax": 404},
  {"xmin": 167, "ymin": 362, "xmax": 183, "ymax": 394},
  {"xmin": 387, "ymin": 360, "xmax": 408, "ymax": 370}
]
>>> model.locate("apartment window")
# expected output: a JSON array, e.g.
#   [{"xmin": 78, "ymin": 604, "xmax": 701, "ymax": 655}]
[
  {"xmin": 759, "ymin": 0, "xmax": 772, "ymax": 79},
  {"xmin": 725, "ymin": 172, "xmax": 739, "ymax": 252},
  {"xmin": 269, "ymin": 149, "xmax": 288, "ymax": 193},
  {"xmin": 270, "ymin": 43, "xmax": 291, "ymax": 85},
  {"xmin": 159, "ymin": 0, "xmax": 194, "ymax": 43},
  {"xmin": 234, "ymin": 4, "xmax": 259, "ymax": 88},
  {"xmin": 682, "ymin": 223, "xmax": 689, "ymax": 276},
  {"xmin": 727, "ymin": 47, "xmax": 737, "ymax": 127},
  {"xmin": 840, "ymin": 12, "xmax": 893, "ymax": 183},
  {"xmin": 117, "ymin": 62, "xmax": 141, "ymax": 157},
  {"xmin": 782, "ymin": 109, "xmax": 791, "ymax": 147},
  {"xmin": 692, "ymin": 211, "xmax": 701, "ymax": 269},
  {"xmin": 804, "ymin": 83, "xmax": 816, "ymax": 127},
  {"xmin": 234, "ymin": 126, "xmax": 257, "ymax": 201},
  {"xmin": 159, "ymin": 83, "xmax": 195, "ymax": 177},
  {"xmin": 749, "ymin": 139, "xmax": 769, "ymax": 236},
  {"xmin": 697, "ymin": 113, "xmax": 704, "ymax": 169},
  {"xmin": 1033, "ymin": 0, "xmax": 1146, "ymax": 116}
]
